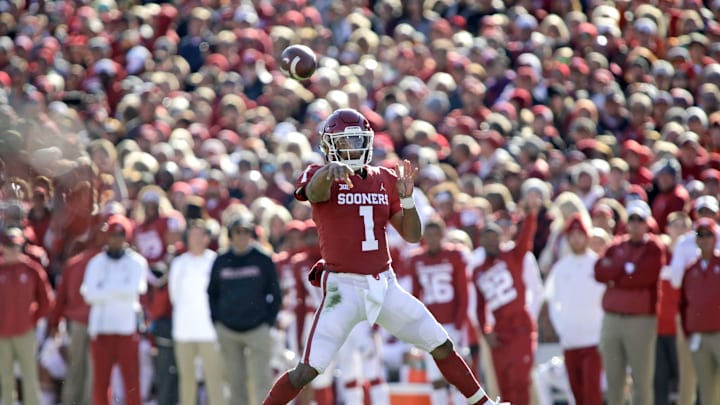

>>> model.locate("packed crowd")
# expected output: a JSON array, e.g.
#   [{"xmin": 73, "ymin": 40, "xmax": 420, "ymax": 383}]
[{"xmin": 1, "ymin": 0, "xmax": 720, "ymax": 404}]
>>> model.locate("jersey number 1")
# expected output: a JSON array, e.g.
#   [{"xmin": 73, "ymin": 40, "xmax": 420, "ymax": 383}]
[{"xmin": 359, "ymin": 206, "xmax": 379, "ymax": 251}]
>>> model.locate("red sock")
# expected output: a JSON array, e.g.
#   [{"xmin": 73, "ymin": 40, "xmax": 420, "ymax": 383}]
[
  {"xmin": 263, "ymin": 372, "xmax": 303, "ymax": 405},
  {"xmin": 314, "ymin": 386, "xmax": 334, "ymax": 405},
  {"xmin": 363, "ymin": 381, "xmax": 371, "ymax": 405},
  {"xmin": 434, "ymin": 350, "xmax": 490, "ymax": 404}
]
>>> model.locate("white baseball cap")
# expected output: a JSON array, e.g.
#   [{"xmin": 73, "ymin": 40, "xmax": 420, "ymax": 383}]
[
  {"xmin": 696, "ymin": 195, "xmax": 719, "ymax": 213},
  {"xmin": 626, "ymin": 200, "xmax": 651, "ymax": 220}
]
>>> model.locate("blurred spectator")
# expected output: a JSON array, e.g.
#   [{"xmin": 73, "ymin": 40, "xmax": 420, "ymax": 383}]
[
  {"xmin": 538, "ymin": 192, "xmax": 590, "ymax": 275},
  {"xmin": 545, "ymin": 214, "xmax": 605, "ymax": 405},
  {"xmin": 655, "ymin": 211, "xmax": 692, "ymax": 405},
  {"xmin": 289, "ymin": 221, "xmax": 334, "ymax": 403},
  {"xmin": 169, "ymin": 219, "xmax": 226, "ymax": 405},
  {"xmin": 667, "ymin": 196, "xmax": 720, "ymax": 405},
  {"xmin": 208, "ymin": 213, "xmax": 281, "ymax": 405},
  {"xmin": 0, "ymin": 227, "xmax": 54, "ymax": 405},
  {"xmin": 81, "ymin": 215, "xmax": 148, "ymax": 405},
  {"xmin": 274, "ymin": 219, "xmax": 307, "ymax": 356},
  {"xmin": 650, "ymin": 158, "xmax": 689, "ymax": 232},
  {"xmin": 594, "ymin": 200, "xmax": 664, "ymax": 405},
  {"xmin": 47, "ymin": 229, "xmax": 107, "ymax": 405},
  {"xmin": 680, "ymin": 218, "xmax": 720, "ymax": 405},
  {"xmin": 134, "ymin": 185, "xmax": 181, "ymax": 405}
]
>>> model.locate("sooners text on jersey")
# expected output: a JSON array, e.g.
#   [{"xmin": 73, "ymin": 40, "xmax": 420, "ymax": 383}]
[{"xmin": 296, "ymin": 164, "xmax": 402, "ymax": 275}]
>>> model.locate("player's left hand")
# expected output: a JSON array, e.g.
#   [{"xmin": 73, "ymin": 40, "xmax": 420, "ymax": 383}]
[{"xmin": 394, "ymin": 159, "xmax": 418, "ymax": 198}]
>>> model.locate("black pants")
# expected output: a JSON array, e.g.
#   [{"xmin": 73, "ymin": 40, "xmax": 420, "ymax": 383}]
[
  {"xmin": 153, "ymin": 317, "xmax": 179, "ymax": 405},
  {"xmin": 654, "ymin": 334, "xmax": 679, "ymax": 405}
]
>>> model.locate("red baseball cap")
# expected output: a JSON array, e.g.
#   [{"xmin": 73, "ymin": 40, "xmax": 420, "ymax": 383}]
[
  {"xmin": 695, "ymin": 218, "xmax": 718, "ymax": 234},
  {"xmin": 106, "ymin": 215, "xmax": 132, "ymax": 240}
]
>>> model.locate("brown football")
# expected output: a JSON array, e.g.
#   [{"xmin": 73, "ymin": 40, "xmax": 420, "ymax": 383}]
[{"xmin": 279, "ymin": 44, "xmax": 317, "ymax": 81}]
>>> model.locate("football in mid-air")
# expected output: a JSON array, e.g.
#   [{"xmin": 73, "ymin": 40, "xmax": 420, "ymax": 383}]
[{"xmin": 279, "ymin": 44, "xmax": 317, "ymax": 81}]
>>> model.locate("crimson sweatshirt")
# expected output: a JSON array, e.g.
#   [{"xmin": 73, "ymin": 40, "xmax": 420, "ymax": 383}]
[{"xmin": 595, "ymin": 234, "xmax": 665, "ymax": 315}]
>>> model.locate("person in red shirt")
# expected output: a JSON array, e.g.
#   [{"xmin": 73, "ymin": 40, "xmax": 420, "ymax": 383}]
[
  {"xmin": 622, "ymin": 140, "xmax": 654, "ymax": 188},
  {"xmin": 409, "ymin": 218, "xmax": 469, "ymax": 405},
  {"xmin": 651, "ymin": 159, "xmax": 689, "ymax": 233},
  {"xmin": 264, "ymin": 108, "xmax": 501, "ymax": 405},
  {"xmin": 595, "ymin": 200, "xmax": 665, "ymax": 405},
  {"xmin": 47, "ymin": 232, "xmax": 106, "ymax": 405},
  {"xmin": 290, "ymin": 221, "xmax": 335, "ymax": 405},
  {"xmin": 0, "ymin": 227, "xmax": 54, "ymax": 405},
  {"xmin": 27, "ymin": 185, "xmax": 52, "ymax": 249},
  {"xmin": 655, "ymin": 211, "xmax": 692, "ymax": 405},
  {"xmin": 274, "ymin": 220, "xmax": 307, "ymax": 356},
  {"xmin": 680, "ymin": 218, "xmax": 720, "ymax": 405},
  {"xmin": 472, "ymin": 198, "xmax": 540, "ymax": 405},
  {"xmin": 133, "ymin": 186, "xmax": 184, "ymax": 405}
]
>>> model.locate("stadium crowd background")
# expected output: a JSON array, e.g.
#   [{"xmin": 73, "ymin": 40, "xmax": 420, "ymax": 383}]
[{"xmin": 1, "ymin": 0, "xmax": 720, "ymax": 403}]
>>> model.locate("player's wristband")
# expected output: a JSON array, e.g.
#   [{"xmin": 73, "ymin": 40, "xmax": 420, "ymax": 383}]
[{"xmin": 400, "ymin": 196, "xmax": 415, "ymax": 209}]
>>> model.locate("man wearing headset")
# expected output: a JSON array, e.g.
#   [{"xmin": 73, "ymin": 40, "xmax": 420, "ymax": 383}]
[{"xmin": 208, "ymin": 213, "xmax": 282, "ymax": 405}]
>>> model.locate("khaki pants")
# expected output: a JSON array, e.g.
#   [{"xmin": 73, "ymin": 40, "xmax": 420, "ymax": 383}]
[
  {"xmin": 0, "ymin": 330, "xmax": 41, "ymax": 405},
  {"xmin": 175, "ymin": 341, "xmax": 226, "ymax": 405},
  {"xmin": 216, "ymin": 323, "xmax": 273, "ymax": 405},
  {"xmin": 62, "ymin": 321, "xmax": 93, "ymax": 405},
  {"xmin": 675, "ymin": 316, "xmax": 697, "ymax": 405},
  {"xmin": 690, "ymin": 332, "xmax": 720, "ymax": 405},
  {"xmin": 599, "ymin": 313, "xmax": 657, "ymax": 405}
]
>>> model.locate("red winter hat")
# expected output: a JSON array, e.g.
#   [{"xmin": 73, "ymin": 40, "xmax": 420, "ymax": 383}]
[{"xmin": 564, "ymin": 213, "xmax": 590, "ymax": 236}]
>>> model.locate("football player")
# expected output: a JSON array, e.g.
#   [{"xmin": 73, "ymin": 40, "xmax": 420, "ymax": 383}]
[{"xmin": 264, "ymin": 108, "xmax": 505, "ymax": 405}]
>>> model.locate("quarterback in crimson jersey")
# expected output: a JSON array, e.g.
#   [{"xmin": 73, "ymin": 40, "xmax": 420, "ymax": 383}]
[{"xmin": 264, "ymin": 108, "xmax": 504, "ymax": 405}]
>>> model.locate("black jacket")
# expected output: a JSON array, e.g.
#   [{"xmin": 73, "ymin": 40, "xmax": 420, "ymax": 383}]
[{"xmin": 207, "ymin": 246, "xmax": 281, "ymax": 332}]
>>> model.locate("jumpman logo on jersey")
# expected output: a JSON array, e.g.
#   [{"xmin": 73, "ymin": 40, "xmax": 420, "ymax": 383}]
[{"xmin": 380, "ymin": 183, "xmax": 386, "ymax": 192}]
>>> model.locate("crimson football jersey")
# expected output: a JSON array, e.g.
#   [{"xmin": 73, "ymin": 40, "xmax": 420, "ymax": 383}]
[
  {"xmin": 473, "ymin": 213, "xmax": 537, "ymax": 339},
  {"xmin": 409, "ymin": 244, "xmax": 469, "ymax": 329},
  {"xmin": 295, "ymin": 164, "xmax": 402, "ymax": 275}
]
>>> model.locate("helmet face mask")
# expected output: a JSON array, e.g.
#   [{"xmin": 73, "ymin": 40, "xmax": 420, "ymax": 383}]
[{"xmin": 321, "ymin": 109, "xmax": 374, "ymax": 171}]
